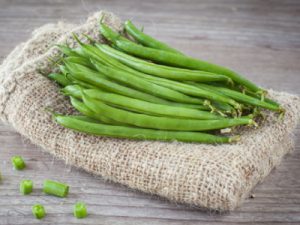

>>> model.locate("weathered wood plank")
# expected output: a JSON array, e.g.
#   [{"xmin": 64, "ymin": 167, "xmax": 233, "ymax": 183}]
[{"xmin": 0, "ymin": 0, "xmax": 299, "ymax": 224}]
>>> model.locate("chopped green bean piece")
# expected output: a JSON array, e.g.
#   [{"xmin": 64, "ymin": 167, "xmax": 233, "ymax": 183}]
[
  {"xmin": 20, "ymin": 180, "xmax": 33, "ymax": 195},
  {"xmin": 73, "ymin": 202, "xmax": 88, "ymax": 218},
  {"xmin": 32, "ymin": 204, "xmax": 46, "ymax": 219},
  {"xmin": 43, "ymin": 179, "xmax": 69, "ymax": 198},
  {"xmin": 11, "ymin": 156, "xmax": 26, "ymax": 170}
]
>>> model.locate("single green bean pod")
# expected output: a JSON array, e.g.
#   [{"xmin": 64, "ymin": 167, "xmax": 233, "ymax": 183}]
[
  {"xmin": 55, "ymin": 114, "xmax": 238, "ymax": 144},
  {"xmin": 124, "ymin": 20, "xmax": 183, "ymax": 55},
  {"xmin": 83, "ymin": 94, "xmax": 254, "ymax": 131},
  {"xmin": 84, "ymin": 89, "xmax": 222, "ymax": 120},
  {"xmin": 11, "ymin": 156, "xmax": 26, "ymax": 170},
  {"xmin": 48, "ymin": 73, "xmax": 71, "ymax": 87},
  {"xmin": 69, "ymin": 95, "xmax": 124, "ymax": 125},
  {"xmin": 32, "ymin": 204, "xmax": 46, "ymax": 219},
  {"xmin": 64, "ymin": 56, "xmax": 95, "ymax": 69},
  {"xmin": 73, "ymin": 202, "xmax": 88, "ymax": 219},
  {"xmin": 20, "ymin": 180, "xmax": 33, "ymax": 195},
  {"xmin": 43, "ymin": 179, "xmax": 69, "ymax": 198}
]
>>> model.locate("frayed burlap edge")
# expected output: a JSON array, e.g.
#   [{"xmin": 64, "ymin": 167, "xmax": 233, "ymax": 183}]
[{"xmin": 0, "ymin": 11, "xmax": 299, "ymax": 211}]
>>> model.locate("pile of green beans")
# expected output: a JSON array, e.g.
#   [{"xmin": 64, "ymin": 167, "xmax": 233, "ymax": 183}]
[{"xmin": 46, "ymin": 19, "xmax": 284, "ymax": 144}]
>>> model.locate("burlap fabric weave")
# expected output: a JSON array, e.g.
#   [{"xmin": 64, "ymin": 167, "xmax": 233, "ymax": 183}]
[{"xmin": 0, "ymin": 11, "xmax": 299, "ymax": 211}]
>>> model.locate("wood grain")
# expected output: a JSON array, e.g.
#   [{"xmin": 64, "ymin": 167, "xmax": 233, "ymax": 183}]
[{"xmin": 0, "ymin": 0, "xmax": 299, "ymax": 224}]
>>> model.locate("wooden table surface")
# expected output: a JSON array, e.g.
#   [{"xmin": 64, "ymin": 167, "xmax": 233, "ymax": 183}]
[{"xmin": 0, "ymin": 0, "xmax": 299, "ymax": 224}]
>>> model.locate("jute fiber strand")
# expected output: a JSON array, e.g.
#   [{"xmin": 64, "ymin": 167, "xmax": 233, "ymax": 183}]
[{"xmin": 0, "ymin": 11, "xmax": 299, "ymax": 211}]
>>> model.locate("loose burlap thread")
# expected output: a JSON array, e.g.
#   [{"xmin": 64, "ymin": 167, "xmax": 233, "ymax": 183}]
[{"xmin": 0, "ymin": 11, "xmax": 299, "ymax": 211}]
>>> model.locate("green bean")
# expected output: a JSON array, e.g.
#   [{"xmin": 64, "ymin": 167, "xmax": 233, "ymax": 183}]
[
  {"xmin": 84, "ymin": 89, "xmax": 222, "ymax": 120},
  {"xmin": 208, "ymin": 81, "xmax": 280, "ymax": 107},
  {"xmin": 64, "ymin": 82, "xmax": 209, "ymax": 112},
  {"xmin": 48, "ymin": 73, "xmax": 71, "ymax": 87},
  {"xmin": 195, "ymin": 83, "xmax": 282, "ymax": 111},
  {"xmin": 83, "ymin": 94, "xmax": 253, "ymax": 131},
  {"xmin": 32, "ymin": 204, "xmax": 46, "ymax": 219},
  {"xmin": 97, "ymin": 44, "xmax": 231, "ymax": 83},
  {"xmin": 11, "ymin": 156, "xmax": 26, "ymax": 170},
  {"xmin": 43, "ymin": 179, "xmax": 69, "ymax": 198},
  {"xmin": 124, "ymin": 20, "xmax": 183, "ymax": 55},
  {"xmin": 211, "ymin": 101, "xmax": 235, "ymax": 115},
  {"xmin": 70, "ymin": 78, "xmax": 96, "ymax": 89},
  {"xmin": 64, "ymin": 115, "xmax": 99, "ymax": 123},
  {"xmin": 20, "ymin": 180, "xmax": 33, "ymax": 195},
  {"xmin": 73, "ymin": 202, "xmax": 88, "ymax": 219},
  {"xmin": 62, "ymin": 85, "xmax": 84, "ymax": 99},
  {"xmin": 243, "ymin": 89, "xmax": 280, "ymax": 107},
  {"xmin": 57, "ymin": 44, "xmax": 79, "ymax": 57},
  {"xmin": 69, "ymin": 96, "xmax": 122, "ymax": 125},
  {"xmin": 92, "ymin": 62, "xmax": 205, "ymax": 104},
  {"xmin": 62, "ymin": 66, "xmax": 99, "ymax": 89},
  {"xmin": 57, "ymin": 44, "xmax": 84, "ymax": 57},
  {"xmin": 59, "ymin": 66, "xmax": 96, "ymax": 89},
  {"xmin": 64, "ymin": 56, "xmax": 94, "ymax": 69},
  {"xmin": 165, "ymin": 103, "xmax": 209, "ymax": 110},
  {"xmin": 99, "ymin": 22, "xmax": 129, "ymax": 44},
  {"xmin": 55, "ymin": 115, "xmax": 238, "ymax": 143},
  {"xmin": 59, "ymin": 65, "xmax": 69, "ymax": 76}
]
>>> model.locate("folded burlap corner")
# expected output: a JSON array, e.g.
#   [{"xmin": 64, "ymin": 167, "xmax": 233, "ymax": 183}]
[{"xmin": 0, "ymin": 11, "xmax": 299, "ymax": 211}]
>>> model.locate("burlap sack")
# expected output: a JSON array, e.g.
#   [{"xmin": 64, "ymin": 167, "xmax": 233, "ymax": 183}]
[{"xmin": 0, "ymin": 11, "xmax": 299, "ymax": 211}]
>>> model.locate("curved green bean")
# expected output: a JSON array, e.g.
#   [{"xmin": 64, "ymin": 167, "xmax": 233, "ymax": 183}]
[
  {"xmin": 124, "ymin": 20, "xmax": 183, "ymax": 55},
  {"xmin": 83, "ymin": 94, "xmax": 253, "ymax": 131},
  {"xmin": 55, "ymin": 115, "xmax": 237, "ymax": 144},
  {"xmin": 84, "ymin": 89, "xmax": 222, "ymax": 120}
]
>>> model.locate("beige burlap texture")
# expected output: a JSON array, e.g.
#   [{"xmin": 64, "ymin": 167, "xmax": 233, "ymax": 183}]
[{"xmin": 0, "ymin": 11, "xmax": 299, "ymax": 211}]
